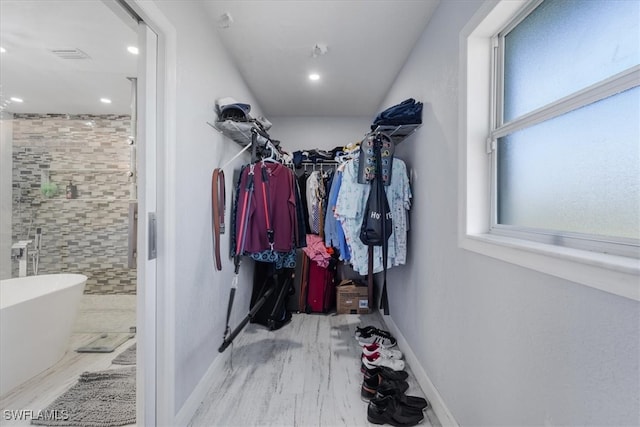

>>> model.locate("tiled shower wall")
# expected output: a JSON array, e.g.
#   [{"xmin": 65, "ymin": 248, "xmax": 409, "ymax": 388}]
[{"xmin": 11, "ymin": 114, "xmax": 136, "ymax": 294}]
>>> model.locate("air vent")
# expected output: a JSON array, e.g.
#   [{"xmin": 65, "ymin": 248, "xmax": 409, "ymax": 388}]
[{"xmin": 49, "ymin": 48, "xmax": 90, "ymax": 59}]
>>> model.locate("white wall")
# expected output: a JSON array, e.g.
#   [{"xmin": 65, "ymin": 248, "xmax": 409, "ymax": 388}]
[
  {"xmin": 140, "ymin": 0, "xmax": 639, "ymax": 424},
  {"xmin": 0, "ymin": 113, "xmax": 13, "ymax": 280},
  {"xmin": 269, "ymin": 116, "xmax": 372, "ymax": 152},
  {"xmin": 381, "ymin": 1, "xmax": 640, "ymax": 426},
  {"xmin": 146, "ymin": 1, "xmax": 263, "ymax": 415}
]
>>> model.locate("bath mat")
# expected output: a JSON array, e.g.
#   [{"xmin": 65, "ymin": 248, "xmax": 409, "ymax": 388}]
[
  {"xmin": 76, "ymin": 333, "xmax": 133, "ymax": 353},
  {"xmin": 31, "ymin": 366, "xmax": 135, "ymax": 426},
  {"xmin": 111, "ymin": 343, "xmax": 136, "ymax": 365}
]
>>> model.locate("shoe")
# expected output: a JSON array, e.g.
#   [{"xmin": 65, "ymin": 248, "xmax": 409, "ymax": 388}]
[
  {"xmin": 362, "ymin": 364, "xmax": 410, "ymax": 382},
  {"xmin": 375, "ymin": 381, "xmax": 430, "ymax": 411},
  {"xmin": 355, "ymin": 325, "xmax": 378, "ymax": 339},
  {"xmin": 362, "ymin": 353, "xmax": 405, "ymax": 371},
  {"xmin": 367, "ymin": 395, "xmax": 424, "ymax": 426},
  {"xmin": 361, "ymin": 373, "xmax": 409, "ymax": 400},
  {"xmin": 357, "ymin": 327, "xmax": 397, "ymax": 348},
  {"xmin": 363, "ymin": 343, "xmax": 403, "ymax": 360}
]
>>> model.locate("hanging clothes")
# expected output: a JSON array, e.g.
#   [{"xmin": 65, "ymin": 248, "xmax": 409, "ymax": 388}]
[
  {"xmin": 293, "ymin": 178, "xmax": 307, "ymax": 249},
  {"xmin": 306, "ymin": 171, "xmax": 325, "ymax": 235},
  {"xmin": 334, "ymin": 157, "xmax": 411, "ymax": 275},
  {"xmin": 302, "ymin": 234, "xmax": 333, "ymax": 269},
  {"xmin": 297, "ymin": 172, "xmax": 312, "ymax": 234},
  {"xmin": 234, "ymin": 161, "xmax": 297, "ymax": 258},
  {"xmin": 324, "ymin": 168, "xmax": 350, "ymax": 261}
]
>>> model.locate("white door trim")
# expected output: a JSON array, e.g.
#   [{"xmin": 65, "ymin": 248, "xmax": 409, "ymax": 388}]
[{"xmin": 123, "ymin": 0, "xmax": 178, "ymax": 424}]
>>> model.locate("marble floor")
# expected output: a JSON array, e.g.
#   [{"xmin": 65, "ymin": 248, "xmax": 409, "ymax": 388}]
[
  {"xmin": 0, "ymin": 294, "xmax": 137, "ymax": 427},
  {"xmin": 189, "ymin": 312, "xmax": 441, "ymax": 427}
]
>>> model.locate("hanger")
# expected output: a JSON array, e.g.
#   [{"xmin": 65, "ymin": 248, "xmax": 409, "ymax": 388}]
[
  {"xmin": 343, "ymin": 141, "xmax": 360, "ymax": 154},
  {"xmin": 260, "ymin": 141, "xmax": 282, "ymax": 163},
  {"xmin": 335, "ymin": 153, "xmax": 350, "ymax": 164}
]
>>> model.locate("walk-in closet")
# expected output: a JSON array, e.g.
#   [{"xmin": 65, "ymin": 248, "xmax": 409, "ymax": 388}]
[{"xmin": 1, "ymin": 1, "xmax": 637, "ymax": 426}]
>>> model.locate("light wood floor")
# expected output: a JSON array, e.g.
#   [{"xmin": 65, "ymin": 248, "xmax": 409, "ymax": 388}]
[{"xmin": 189, "ymin": 312, "xmax": 440, "ymax": 427}]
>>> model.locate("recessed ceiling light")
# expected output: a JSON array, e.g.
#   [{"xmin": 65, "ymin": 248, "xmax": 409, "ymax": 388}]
[
  {"xmin": 0, "ymin": 47, "xmax": 6, "ymax": 53},
  {"xmin": 309, "ymin": 73, "xmax": 320, "ymax": 81},
  {"xmin": 100, "ymin": 98, "xmax": 112, "ymax": 104},
  {"xmin": 10, "ymin": 97, "xmax": 23, "ymax": 103},
  {"xmin": 127, "ymin": 46, "xmax": 139, "ymax": 55}
]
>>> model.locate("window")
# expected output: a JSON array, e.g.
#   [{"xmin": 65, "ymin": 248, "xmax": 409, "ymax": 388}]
[
  {"xmin": 489, "ymin": 0, "xmax": 640, "ymax": 258},
  {"xmin": 459, "ymin": 0, "xmax": 640, "ymax": 301}
]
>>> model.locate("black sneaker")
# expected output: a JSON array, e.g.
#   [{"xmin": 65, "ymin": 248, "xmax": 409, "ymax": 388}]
[
  {"xmin": 357, "ymin": 327, "xmax": 397, "ymax": 348},
  {"xmin": 361, "ymin": 374, "xmax": 409, "ymax": 400},
  {"xmin": 355, "ymin": 325, "xmax": 378, "ymax": 339},
  {"xmin": 361, "ymin": 364, "xmax": 410, "ymax": 382},
  {"xmin": 375, "ymin": 381, "xmax": 430, "ymax": 411},
  {"xmin": 367, "ymin": 395, "xmax": 424, "ymax": 426}
]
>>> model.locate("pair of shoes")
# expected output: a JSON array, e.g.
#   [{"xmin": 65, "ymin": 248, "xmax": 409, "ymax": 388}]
[
  {"xmin": 363, "ymin": 342, "xmax": 403, "ymax": 360},
  {"xmin": 356, "ymin": 326, "xmax": 397, "ymax": 348},
  {"xmin": 375, "ymin": 381, "xmax": 430, "ymax": 411},
  {"xmin": 361, "ymin": 372, "xmax": 409, "ymax": 400},
  {"xmin": 363, "ymin": 352, "xmax": 405, "ymax": 371},
  {"xmin": 362, "ymin": 364, "xmax": 410, "ymax": 382},
  {"xmin": 367, "ymin": 395, "xmax": 424, "ymax": 426}
]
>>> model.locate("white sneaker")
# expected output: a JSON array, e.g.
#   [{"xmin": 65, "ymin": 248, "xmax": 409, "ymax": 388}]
[
  {"xmin": 362, "ymin": 343, "xmax": 403, "ymax": 360},
  {"xmin": 362, "ymin": 352, "xmax": 405, "ymax": 371},
  {"xmin": 357, "ymin": 328, "xmax": 397, "ymax": 348}
]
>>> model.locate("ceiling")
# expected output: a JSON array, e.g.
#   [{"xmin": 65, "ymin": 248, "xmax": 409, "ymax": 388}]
[
  {"xmin": 0, "ymin": 0, "xmax": 438, "ymax": 117},
  {"xmin": 203, "ymin": 1, "xmax": 439, "ymax": 117},
  {"xmin": 0, "ymin": 0, "xmax": 138, "ymax": 115}
]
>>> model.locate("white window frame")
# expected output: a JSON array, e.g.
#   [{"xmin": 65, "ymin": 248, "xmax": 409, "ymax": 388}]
[{"xmin": 458, "ymin": 0, "xmax": 640, "ymax": 301}]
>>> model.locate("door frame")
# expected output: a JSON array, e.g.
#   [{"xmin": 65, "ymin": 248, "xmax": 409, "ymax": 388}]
[{"xmin": 110, "ymin": 0, "xmax": 177, "ymax": 424}]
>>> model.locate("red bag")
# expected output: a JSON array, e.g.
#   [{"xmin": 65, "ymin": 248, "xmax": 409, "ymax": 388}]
[{"xmin": 305, "ymin": 259, "xmax": 336, "ymax": 313}]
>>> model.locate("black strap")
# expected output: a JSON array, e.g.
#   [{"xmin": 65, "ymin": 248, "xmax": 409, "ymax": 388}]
[
  {"xmin": 375, "ymin": 134, "xmax": 390, "ymax": 314},
  {"xmin": 367, "ymin": 246, "xmax": 374, "ymax": 310},
  {"xmin": 224, "ymin": 165, "xmax": 255, "ymax": 342}
]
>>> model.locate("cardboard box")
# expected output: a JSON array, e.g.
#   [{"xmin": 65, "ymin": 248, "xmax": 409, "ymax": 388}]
[{"xmin": 336, "ymin": 280, "xmax": 369, "ymax": 314}]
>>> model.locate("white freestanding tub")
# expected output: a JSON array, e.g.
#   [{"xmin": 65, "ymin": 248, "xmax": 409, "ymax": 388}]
[{"xmin": 0, "ymin": 273, "xmax": 87, "ymax": 396}]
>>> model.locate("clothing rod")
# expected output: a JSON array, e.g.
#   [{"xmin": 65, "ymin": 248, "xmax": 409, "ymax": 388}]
[{"xmin": 299, "ymin": 160, "xmax": 338, "ymax": 164}]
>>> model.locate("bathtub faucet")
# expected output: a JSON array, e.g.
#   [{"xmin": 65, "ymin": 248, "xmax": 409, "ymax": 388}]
[{"xmin": 11, "ymin": 240, "xmax": 32, "ymax": 277}]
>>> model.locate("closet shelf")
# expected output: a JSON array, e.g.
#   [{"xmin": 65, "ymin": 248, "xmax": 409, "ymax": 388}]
[
  {"xmin": 208, "ymin": 120, "xmax": 271, "ymax": 148},
  {"xmin": 373, "ymin": 123, "xmax": 422, "ymax": 145}
]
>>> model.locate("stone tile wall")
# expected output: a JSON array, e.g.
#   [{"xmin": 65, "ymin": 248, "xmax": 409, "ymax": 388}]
[{"xmin": 11, "ymin": 114, "xmax": 136, "ymax": 294}]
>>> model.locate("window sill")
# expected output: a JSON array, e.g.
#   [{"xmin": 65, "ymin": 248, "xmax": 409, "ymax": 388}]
[{"xmin": 459, "ymin": 233, "xmax": 640, "ymax": 301}]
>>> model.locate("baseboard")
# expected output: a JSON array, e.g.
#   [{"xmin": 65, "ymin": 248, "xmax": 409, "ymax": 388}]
[
  {"xmin": 174, "ymin": 346, "xmax": 231, "ymax": 426},
  {"xmin": 383, "ymin": 315, "xmax": 459, "ymax": 427}
]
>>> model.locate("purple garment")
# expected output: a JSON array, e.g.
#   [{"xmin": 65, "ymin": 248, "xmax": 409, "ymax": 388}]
[{"xmin": 235, "ymin": 162, "xmax": 296, "ymax": 254}]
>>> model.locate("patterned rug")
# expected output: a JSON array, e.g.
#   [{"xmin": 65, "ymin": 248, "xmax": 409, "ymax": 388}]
[{"xmin": 31, "ymin": 367, "xmax": 135, "ymax": 426}]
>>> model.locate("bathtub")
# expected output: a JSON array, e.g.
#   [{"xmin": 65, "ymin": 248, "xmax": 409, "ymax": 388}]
[{"xmin": 0, "ymin": 273, "xmax": 86, "ymax": 396}]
